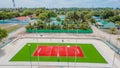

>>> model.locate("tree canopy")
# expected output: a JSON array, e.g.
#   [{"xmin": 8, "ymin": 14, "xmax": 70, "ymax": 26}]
[
  {"xmin": 0, "ymin": 28, "xmax": 8, "ymax": 41},
  {"xmin": 100, "ymin": 10, "xmax": 114, "ymax": 19}
]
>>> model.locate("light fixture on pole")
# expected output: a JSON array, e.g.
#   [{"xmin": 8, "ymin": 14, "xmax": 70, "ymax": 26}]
[
  {"xmin": 67, "ymin": 45, "xmax": 70, "ymax": 68},
  {"xmin": 74, "ymin": 25, "xmax": 78, "ymax": 68},
  {"xmin": 117, "ymin": 26, "xmax": 120, "ymax": 45},
  {"xmin": 35, "ymin": 26, "xmax": 41, "ymax": 68},
  {"xmin": 37, "ymin": 48, "xmax": 41, "ymax": 68},
  {"xmin": 28, "ymin": 44, "xmax": 32, "ymax": 68},
  {"xmin": 57, "ymin": 42, "xmax": 60, "ymax": 62},
  {"xmin": 112, "ymin": 52, "xmax": 116, "ymax": 68}
]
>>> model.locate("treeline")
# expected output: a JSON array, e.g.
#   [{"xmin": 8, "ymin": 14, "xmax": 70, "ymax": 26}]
[
  {"xmin": 93, "ymin": 9, "xmax": 120, "ymax": 25},
  {"xmin": 26, "ymin": 20, "xmax": 92, "ymax": 30},
  {"xmin": 0, "ymin": 8, "xmax": 120, "ymax": 29},
  {"xmin": 0, "ymin": 8, "xmax": 57, "ymax": 20},
  {"xmin": 0, "ymin": 11, "xmax": 20, "ymax": 20},
  {"xmin": 25, "ymin": 8, "xmax": 120, "ymax": 30},
  {"xmin": 26, "ymin": 9, "xmax": 96, "ymax": 30},
  {"xmin": 0, "ymin": 8, "xmax": 120, "ymax": 23}
]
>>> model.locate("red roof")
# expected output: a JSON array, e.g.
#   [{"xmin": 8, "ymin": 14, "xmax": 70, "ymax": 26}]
[{"xmin": 16, "ymin": 16, "xmax": 28, "ymax": 20}]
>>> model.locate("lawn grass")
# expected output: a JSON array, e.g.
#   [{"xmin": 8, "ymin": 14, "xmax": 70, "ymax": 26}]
[
  {"xmin": 117, "ymin": 38, "xmax": 120, "ymax": 41},
  {"xmin": 10, "ymin": 43, "xmax": 107, "ymax": 63},
  {"xmin": 0, "ymin": 24, "xmax": 23, "ymax": 33},
  {"xmin": 7, "ymin": 25, "xmax": 23, "ymax": 33}
]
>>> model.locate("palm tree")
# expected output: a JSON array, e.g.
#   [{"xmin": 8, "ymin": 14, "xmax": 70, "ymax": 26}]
[
  {"xmin": 90, "ymin": 18, "xmax": 96, "ymax": 25},
  {"xmin": 116, "ymin": 21, "xmax": 120, "ymax": 30},
  {"xmin": 110, "ymin": 27, "xmax": 117, "ymax": 34}
]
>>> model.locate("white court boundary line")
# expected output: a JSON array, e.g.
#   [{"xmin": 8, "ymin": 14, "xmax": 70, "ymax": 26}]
[
  {"xmin": 57, "ymin": 46, "xmax": 59, "ymax": 57},
  {"xmin": 37, "ymin": 48, "xmax": 41, "ymax": 56},
  {"xmin": 0, "ymin": 39, "xmax": 113, "ymax": 66},
  {"xmin": 76, "ymin": 48, "xmax": 80, "ymax": 55},
  {"xmin": 32, "ymin": 46, "xmax": 39, "ymax": 56},
  {"xmin": 66, "ymin": 46, "xmax": 68, "ymax": 58}
]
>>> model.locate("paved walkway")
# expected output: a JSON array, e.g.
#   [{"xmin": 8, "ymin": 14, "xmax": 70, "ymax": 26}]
[
  {"xmin": 8, "ymin": 27, "xmax": 26, "ymax": 38},
  {"xmin": 92, "ymin": 26, "xmax": 120, "ymax": 49},
  {"xmin": 0, "ymin": 36, "xmax": 120, "ymax": 68},
  {"xmin": 0, "ymin": 26, "xmax": 120, "ymax": 68}
]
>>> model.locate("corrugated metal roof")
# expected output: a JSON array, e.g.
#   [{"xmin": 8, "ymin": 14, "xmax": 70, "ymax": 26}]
[{"xmin": 103, "ymin": 22, "xmax": 116, "ymax": 29}]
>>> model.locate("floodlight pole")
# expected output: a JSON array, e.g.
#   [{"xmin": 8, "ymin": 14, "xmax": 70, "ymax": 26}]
[
  {"xmin": 57, "ymin": 43, "xmax": 60, "ymax": 62},
  {"xmin": 118, "ymin": 26, "xmax": 120, "ymax": 44},
  {"xmin": 74, "ymin": 40, "xmax": 77, "ymax": 68},
  {"xmin": 57, "ymin": 39, "xmax": 60, "ymax": 62},
  {"xmin": 28, "ymin": 44, "xmax": 32, "ymax": 68},
  {"xmin": 67, "ymin": 45, "xmax": 70, "ymax": 68},
  {"xmin": 61, "ymin": 25, "xmax": 62, "ymax": 33},
  {"xmin": 117, "ymin": 28, "xmax": 120, "ymax": 46},
  {"xmin": 50, "ymin": 24, "xmax": 52, "ymax": 41},
  {"xmin": 109, "ymin": 33, "xmax": 111, "ymax": 43},
  {"xmin": 74, "ymin": 28, "xmax": 78, "ymax": 68},
  {"xmin": 37, "ymin": 49, "xmax": 40, "ymax": 68},
  {"xmin": 112, "ymin": 52, "xmax": 116, "ymax": 68},
  {"xmin": 34, "ymin": 26, "xmax": 40, "ymax": 68},
  {"xmin": 68, "ymin": 24, "xmax": 69, "ymax": 33}
]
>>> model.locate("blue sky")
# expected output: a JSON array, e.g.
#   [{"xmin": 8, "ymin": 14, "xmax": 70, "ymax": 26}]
[{"xmin": 0, "ymin": 0, "xmax": 120, "ymax": 8}]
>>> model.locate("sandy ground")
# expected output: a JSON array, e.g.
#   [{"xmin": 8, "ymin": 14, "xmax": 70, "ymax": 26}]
[{"xmin": 0, "ymin": 36, "xmax": 120, "ymax": 68}]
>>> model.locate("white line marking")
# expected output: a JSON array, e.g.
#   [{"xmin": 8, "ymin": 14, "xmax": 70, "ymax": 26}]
[
  {"xmin": 57, "ymin": 46, "xmax": 59, "ymax": 57},
  {"xmin": 49, "ymin": 46, "xmax": 53, "ymax": 56},
  {"xmin": 38, "ymin": 48, "xmax": 41, "ymax": 53},
  {"xmin": 37, "ymin": 48, "xmax": 41, "ymax": 55},
  {"xmin": 77, "ymin": 49, "xmax": 80, "ymax": 54},
  {"xmin": 66, "ymin": 46, "xmax": 68, "ymax": 57}
]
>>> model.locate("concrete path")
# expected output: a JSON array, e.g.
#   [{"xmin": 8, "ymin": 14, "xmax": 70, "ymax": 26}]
[
  {"xmin": 0, "ymin": 26, "xmax": 120, "ymax": 68},
  {"xmin": 92, "ymin": 26, "xmax": 120, "ymax": 49},
  {"xmin": 0, "ymin": 36, "xmax": 119, "ymax": 68}
]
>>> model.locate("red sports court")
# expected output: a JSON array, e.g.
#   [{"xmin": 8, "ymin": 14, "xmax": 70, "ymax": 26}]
[{"xmin": 33, "ymin": 46, "xmax": 84, "ymax": 57}]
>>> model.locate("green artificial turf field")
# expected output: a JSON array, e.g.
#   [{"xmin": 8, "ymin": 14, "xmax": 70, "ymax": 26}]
[{"xmin": 10, "ymin": 43, "xmax": 107, "ymax": 63}]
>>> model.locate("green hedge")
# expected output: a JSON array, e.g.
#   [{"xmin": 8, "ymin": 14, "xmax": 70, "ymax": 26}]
[{"xmin": 26, "ymin": 29, "xmax": 93, "ymax": 33}]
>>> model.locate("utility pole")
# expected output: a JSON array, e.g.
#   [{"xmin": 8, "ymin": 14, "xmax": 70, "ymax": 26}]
[
  {"xmin": 12, "ymin": 0, "xmax": 16, "ymax": 11},
  {"xmin": 12, "ymin": 0, "xmax": 16, "ymax": 8},
  {"xmin": 112, "ymin": 52, "xmax": 116, "ymax": 68}
]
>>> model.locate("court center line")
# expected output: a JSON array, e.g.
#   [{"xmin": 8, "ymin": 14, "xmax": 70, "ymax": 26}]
[
  {"xmin": 57, "ymin": 46, "xmax": 59, "ymax": 57},
  {"xmin": 49, "ymin": 46, "xmax": 53, "ymax": 56},
  {"xmin": 66, "ymin": 46, "xmax": 68, "ymax": 57},
  {"xmin": 77, "ymin": 48, "xmax": 80, "ymax": 54}
]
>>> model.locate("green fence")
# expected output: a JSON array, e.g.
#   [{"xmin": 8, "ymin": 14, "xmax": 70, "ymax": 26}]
[{"xmin": 26, "ymin": 29, "xmax": 93, "ymax": 33}]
